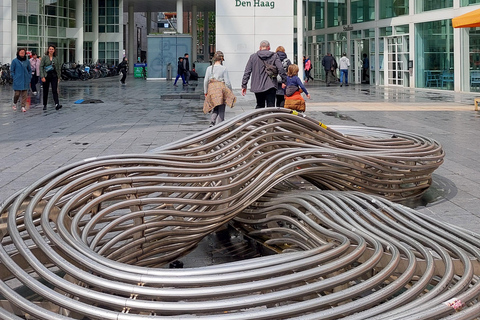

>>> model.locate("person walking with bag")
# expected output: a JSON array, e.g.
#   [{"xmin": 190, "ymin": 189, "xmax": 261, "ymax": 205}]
[
  {"xmin": 29, "ymin": 52, "xmax": 40, "ymax": 95},
  {"xmin": 11, "ymin": 48, "xmax": 32, "ymax": 112},
  {"xmin": 203, "ymin": 51, "xmax": 236, "ymax": 127},
  {"xmin": 339, "ymin": 52, "xmax": 350, "ymax": 87},
  {"xmin": 275, "ymin": 46, "xmax": 291, "ymax": 107},
  {"xmin": 40, "ymin": 45, "xmax": 62, "ymax": 110},
  {"xmin": 174, "ymin": 57, "xmax": 187, "ymax": 86},
  {"xmin": 304, "ymin": 56, "xmax": 314, "ymax": 82},
  {"xmin": 321, "ymin": 53, "xmax": 336, "ymax": 86},
  {"xmin": 183, "ymin": 53, "xmax": 190, "ymax": 85},
  {"xmin": 118, "ymin": 57, "xmax": 128, "ymax": 84},
  {"xmin": 284, "ymin": 64, "xmax": 310, "ymax": 113},
  {"xmin": 241, "ymin": 40, "xmax": 287, "ymax": 109}
]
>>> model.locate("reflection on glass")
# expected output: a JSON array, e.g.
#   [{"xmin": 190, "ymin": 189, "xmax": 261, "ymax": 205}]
[
  {"xmin": 327, "ymin": 0, "xmax": 347, "ymax": 27},
  {"xmin": 380, "ymin": 0, "xmax": 408, "ymax": 18},
  {"xmin": 416, "ymin": 0, "xmax": 453, "ymax": 13},
  {"xmin": 351, "ymin": 0, "xmax": 375, "ymax": 24},
  {"xmin": 308, "ymin": 0, "xmax": 325, "ymax": 30},
  {"xmin": 416, "ymin": 19, "xmax": 454, "ymax": 90}
]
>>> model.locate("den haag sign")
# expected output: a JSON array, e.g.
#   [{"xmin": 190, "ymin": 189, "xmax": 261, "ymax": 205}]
[{"xmin": 235, "ymin": 0, "xmax": 276, "ymax": 9}]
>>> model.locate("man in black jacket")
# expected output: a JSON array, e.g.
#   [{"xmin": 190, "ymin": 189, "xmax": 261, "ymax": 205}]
[
  {"xmin": 321, "ymin": 53, "xmax": 336, "ymax": 86},
  {"xmin": 183, "ymin": 53, "xmax": 190, "ymax": 84},
  {"xmin": 118, "ymin": 57, "xmax": 128, "ymax": 84}
]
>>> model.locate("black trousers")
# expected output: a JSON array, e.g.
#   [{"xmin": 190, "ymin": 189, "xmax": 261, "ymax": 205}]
[
  {"xmin": 120, "ymin": 70, "xmax": 127, "ymax": 83},
  {"xmin": 43, "ymin": 73, "xmax": 59, "ymax": 106},
  {"xmin": 276, "ymin": 94, "xmax": 285, "ymax": 107},
  {"xmin": 31, "ymin": 74, "xmax": 39, "ymax": 92},
  {"xmin": 255, "ymin": 88, "xmax": 276, "ymax": 109}
]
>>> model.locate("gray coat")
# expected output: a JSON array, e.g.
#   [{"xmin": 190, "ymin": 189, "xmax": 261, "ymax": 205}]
[{"xmin": 242, "ymin": 50, "xmax": 287, "ymax": 93}]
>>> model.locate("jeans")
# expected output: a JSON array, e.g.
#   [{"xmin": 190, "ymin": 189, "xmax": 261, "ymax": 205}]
[
  {"xmin": 254, "ymin": 88, "xmax": 276, "ymax": 108},
  {"xmin": 340, "ymin": 69, "xmax": 349, "ymax": 84},
  {"xmin": 174, "ymin": 73, "xmax": 186, "ymax": 85}
]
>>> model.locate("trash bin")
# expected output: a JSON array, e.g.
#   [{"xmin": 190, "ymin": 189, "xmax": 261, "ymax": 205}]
[
  {"xmin": 133, "ymin": 63, "xmax": 146, "ymax": 78},
  {"xmin": 167, "ymin": 63, "xmax": 172, "ymax": 80}
]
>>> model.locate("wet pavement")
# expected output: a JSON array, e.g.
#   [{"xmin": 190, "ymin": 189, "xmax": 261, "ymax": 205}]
[{"xmin": 1, "ymin": 76, "xmax": 480, "ymax": 235}]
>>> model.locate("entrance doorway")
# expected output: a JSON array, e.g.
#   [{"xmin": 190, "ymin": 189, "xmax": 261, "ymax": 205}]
[
  {"xmin": 312, "ymin": 42, "xmax": 325, "ymax": 81},
  {"xmin": 385, "ymin": 35, "xmax": 409, "ymax": 86},
  {"xmin": 353, "ymin": 39, "xmax": 369, "ymax": 84}
]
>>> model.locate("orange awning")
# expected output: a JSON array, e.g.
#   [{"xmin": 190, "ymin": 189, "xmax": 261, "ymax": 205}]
[{"xmin": 453, "ymin": 8, "xmax": 480, "ymax": 28}]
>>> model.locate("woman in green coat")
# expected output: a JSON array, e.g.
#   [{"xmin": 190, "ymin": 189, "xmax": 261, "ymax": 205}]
[{"xmin": 40, "ymin": 45, "xmax": 62, "ymax": 110}]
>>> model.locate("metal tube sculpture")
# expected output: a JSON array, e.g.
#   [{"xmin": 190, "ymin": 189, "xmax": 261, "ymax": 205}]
[{"xmin": 1, "ymin": 108, "xmax": 475, "ymax": 320}]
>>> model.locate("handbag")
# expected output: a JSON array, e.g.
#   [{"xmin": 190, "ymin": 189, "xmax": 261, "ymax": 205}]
[{"xmin": 45, "ymin": 65, "xmax": 54, "ymax": 72}]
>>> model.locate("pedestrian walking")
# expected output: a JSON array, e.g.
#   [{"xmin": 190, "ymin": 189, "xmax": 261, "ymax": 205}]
[
  {"xmin": 203, "ymin": 51, "xmax": 236, "ymax": 127},
  {"xmin": 29, "ymin": 52, "xmax": 40, "ymax": 95},
  {"xmin": 362, "ymin": 53, "xmax": 370, "ymax": 83},
  {"xmin": 304, "ymin": 56, "xmax": 314, "ymax": 82},
  {"xmin": 284, "ymin": 64, "xmax": 310, "ymax": 112},
  {"xmin": 339, "ymin": 52, "xmax": 350, "ymax": 87},
  {"xmin": 275, "ymin": 46, "xmax": 291, "ymax": 107},
  {"xmin": 183, "ymin": 53, "xmax": 190, "ymax": 84},
  {"xmin": 174, "ymin": 57, "xmax": 187, "ymax": 86},
  {"xmin": 11, "ymin": 48, "xmax": 32, "ymax": 112},
  {"xmin": 321, "ymin": 53, "xmax": 336, "ymax": 86},
  {"xmin": 40, "ymin": 45, "xmax": 62, "ymax": 110},
  {"xmin": 241, "ymin": 40, "xmax": 287, "ymax": 108},
  {"xmin": 118, "ymin": 57, "xmax": 128, "ymax": 84}
]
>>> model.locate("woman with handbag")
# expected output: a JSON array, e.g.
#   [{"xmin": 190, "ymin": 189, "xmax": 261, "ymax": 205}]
[
  {"xmin": 203, "ymin": 51, "xmax": 236, "ymax": 127},
  {"xmin": 284, "ymin": 64, "xmax": 311, "ymax": 112},
  {"xmin": 40, "ymin": 45, "xmax": 62, "ymax": 111}
]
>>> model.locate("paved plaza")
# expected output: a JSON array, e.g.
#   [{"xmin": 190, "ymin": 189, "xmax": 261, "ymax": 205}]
[{"xmin": 1, "ymin": 76, "xmax": 480, "ymax": 234}]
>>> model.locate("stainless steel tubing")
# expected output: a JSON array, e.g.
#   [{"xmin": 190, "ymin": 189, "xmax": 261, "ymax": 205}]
[{"xmin": 0, "ymin": 108, "xmax": 476, "ymax": 319}]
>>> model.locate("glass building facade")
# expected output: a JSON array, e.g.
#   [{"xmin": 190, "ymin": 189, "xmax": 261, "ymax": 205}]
[
  {"xmin": 305, "ymin": 0, "xmax": 480, "ymax": 92},
  {"xmin": 16, "ymin": 0, "xmax": 77, "ymax": 62},
  {"xmin": 14, "ymin": 0, "xmax": 122, "ymax": 65}
]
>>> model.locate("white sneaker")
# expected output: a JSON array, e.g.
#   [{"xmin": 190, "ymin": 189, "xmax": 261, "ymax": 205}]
[{"xmin": 33, "ymin": 91, "xmax": 37, "ymax": 95}]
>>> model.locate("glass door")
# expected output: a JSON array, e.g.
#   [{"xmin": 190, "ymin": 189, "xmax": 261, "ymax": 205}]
[
  {"xmin": 312, "ymin": 42, "xmax": 325, "ymax": 81},
  {"xmin": 385, "ymin": 35, "xmax": 409, "ymax": 86},
  {"xmin": 354, "ymin": 40, "xmax": 364, "ymax": 84}
]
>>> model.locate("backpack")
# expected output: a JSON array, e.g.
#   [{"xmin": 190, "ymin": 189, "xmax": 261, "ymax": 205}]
[
  {"xmin": 258, "ymin": 53, "xmax": 278, "ymax": 79},
  {"xmin": 277, "ymin": 58, "xmax": 290, "ymax": 82}
]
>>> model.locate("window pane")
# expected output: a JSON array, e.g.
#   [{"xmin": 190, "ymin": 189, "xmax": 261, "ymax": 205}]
[
  {"xmin": 416, "ymin": 0, "xmax": 453, "ymax": 13},
  {"xmin": 18, "ymin": 24, "xmax": 28, "ymax": 35},
  {"xmin": 28, "ymin": 15, "xmax": 38, "ymax": 24},
  {"xmin": 416, "ymin": 19, "xmax": 454, "ymax": 90},
  {"xmin": 351, "ymin": 0, "xmax": 375, "ymax": 24},
  {"xmin": 308, "ymin": 0, "xmax": 325, "ymax": 30},
  {"xmin": 327, "ymin": 0, "xmax": 347, "ymax": 27},
  {"xmin": 379, "ymin": 0, "xmax": 408, "ymax": 18},
  {"xmin": 18, "ymin": 15, "xmax": 27, "ymax": 23}
]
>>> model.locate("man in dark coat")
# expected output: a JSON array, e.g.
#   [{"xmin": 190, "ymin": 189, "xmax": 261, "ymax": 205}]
[
  {"xmin": 183, "ymin": 53, "xmax": 190, "ymax": 84},
  {"xmin": 241, "ymin": 40, "xmax": 287, "ymax": 108},
  {"xmin": 321, "ymin": 53, "xmax": 336, "ymax": 86}
]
